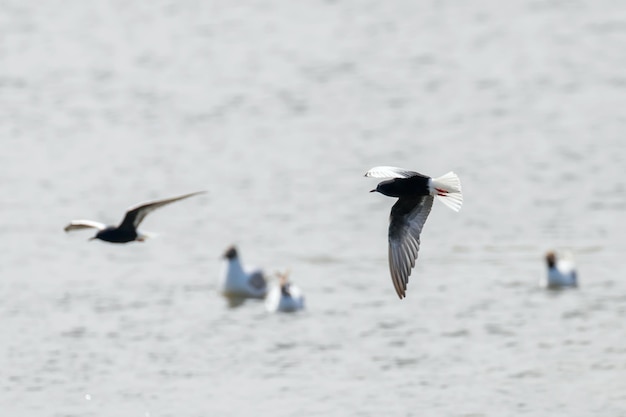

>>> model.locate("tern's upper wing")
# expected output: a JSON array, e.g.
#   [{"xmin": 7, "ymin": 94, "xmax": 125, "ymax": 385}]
[
  {"xmin": 387, "ymin": 195, "xmax": 434, "ymax": 299},
  {"xmin": 64, "ymin": 219, "xmax": 107, "ymax": 232},
  {"xmin": 118, "ymin": 191, "xmax": 206, "ymax": 231},
  {"xmin": 365, "ymin": 166, "xmax": 420, "ymax": 179}
]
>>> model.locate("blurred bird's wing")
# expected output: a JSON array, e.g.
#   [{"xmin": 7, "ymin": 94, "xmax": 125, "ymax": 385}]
[
  {"xmin": 365, "ymin": 166, "xmax": 419, "ymax": 179},
  {"xmin": 248, "ymin": 270, "xmax": 267, "ymax": 291},
  {"xmin": 64, "ymin": 219, "xmax": 107, "ymax": 232},
  {"xmin": 388, "ymin": 195, "xmax": 434, "ymax": 299},
  {"xmin": 117, "ymin": 191, "xmax": 206, "ymax": 231}
]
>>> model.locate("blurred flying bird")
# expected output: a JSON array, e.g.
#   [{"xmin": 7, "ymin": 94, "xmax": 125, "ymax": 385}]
[{"xmin": 64, "ymin": 191, "xmax": 206, "ymax": 243}]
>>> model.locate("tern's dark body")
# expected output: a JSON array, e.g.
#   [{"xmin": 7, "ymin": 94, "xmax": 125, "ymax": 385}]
[
  {"xmin": 373, "ymin": 174, "xmax": 430, "ymax": 198},
  {"xmin": 95, "ymin": 227, "xmax": 138, "ymax": 243}
]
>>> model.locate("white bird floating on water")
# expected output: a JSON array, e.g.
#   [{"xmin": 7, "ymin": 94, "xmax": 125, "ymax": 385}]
[
  {"xmin": 365, "ymin": 166, "xmax": 462, "ymax": 299},
  {"xmin": 543, "ymin": 251, "xmax": 578, "ymax": 289},
  {"xmin": 265, "ymin": 270, "xmax": 305, "ymax": 313},
  {"xmin": 219, "ymin": 245, "xmax": 268, "ymax": 304}
]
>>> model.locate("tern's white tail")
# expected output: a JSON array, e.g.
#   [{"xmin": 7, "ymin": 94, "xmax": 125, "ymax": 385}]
[
  {"xmin": 137, "ymin": 230, "xmax": 159, "ymax": 241},
  {"xmin": 430, "ymin": 172, "xmax": 463, "ymax": 212}
]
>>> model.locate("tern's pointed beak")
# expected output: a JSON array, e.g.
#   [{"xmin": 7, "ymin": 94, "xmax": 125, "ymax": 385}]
[
  {"xmin": 88, "ymin": 236, "xmax": 97, "ymax": 241},
  {"xmin": 369, "ymin": 189, "xmax": 377, "ymax": 193}
]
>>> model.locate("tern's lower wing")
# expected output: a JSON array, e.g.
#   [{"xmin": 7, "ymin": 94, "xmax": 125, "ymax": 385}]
[
  {"xmin": 118, "ymin": 191, "xmax": 206, "ymax": 230},
  {"xmin": 365, "ymin": 166, "xmax": 420, "ymax": 179},
  {"xmin": 388, "ymin": 195, "xmax": 434, "ymax": 299},
  {"xmin": 64, "ymin": 219, "xmax": 107, "ymax": 232}
]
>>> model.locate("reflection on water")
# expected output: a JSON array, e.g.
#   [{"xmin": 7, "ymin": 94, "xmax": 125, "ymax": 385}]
[{"xmin": 224, "ymin": 295, "xmax": 249, "ymax": 309}]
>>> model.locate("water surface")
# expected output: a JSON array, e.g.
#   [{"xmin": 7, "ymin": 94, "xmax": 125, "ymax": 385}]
[{"xmin": 1, "ymin": 0, "xmax": 625, "ymax": 416}]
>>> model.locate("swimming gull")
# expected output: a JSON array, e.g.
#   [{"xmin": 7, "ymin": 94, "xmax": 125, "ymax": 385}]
[
  {"xmin": 219, "ymin": 245, "xmax": 268, "ymax": 300},
  {"xmin": 265, "ymin": 270, "xmax": 305, "ymax": 313},
  {"xmin": 543, "ymin": 251, "xmax": 578, "ymax": 289}
]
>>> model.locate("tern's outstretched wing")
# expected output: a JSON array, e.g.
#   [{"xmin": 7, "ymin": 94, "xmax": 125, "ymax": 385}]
[
  {"xmin": 117, "ymin": 191, "xmax": 206, "ymax": 231},
  {"xmin": 64, "ymin": 219, "xmax": 107, "ymax": 232},
  {"xmin": 387, "ymin": 195, "xmax": 434, "ymax": 299},
  {"xmin": 365, "ymin": 166, "xmax": 420, "ymax": 179}
]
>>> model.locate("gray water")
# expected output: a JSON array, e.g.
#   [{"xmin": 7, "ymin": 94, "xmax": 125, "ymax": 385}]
[{"xmin": 2, "ymin": 0, "xmax": 626, "ymax": 416}]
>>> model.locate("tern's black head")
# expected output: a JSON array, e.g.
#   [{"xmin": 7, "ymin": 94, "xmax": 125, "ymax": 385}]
[
  {"xmin": 371, "ymin": 179, "xmax": 396, "ymax": 196},
  {"xmin": 545, "ymin": 251, "xmax": 556, "ymax": 269},
  {"xmin": 223, "ymin": 245, "xmax": 238, "ymax": 260}
]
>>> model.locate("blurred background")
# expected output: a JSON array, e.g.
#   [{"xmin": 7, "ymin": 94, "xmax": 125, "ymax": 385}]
[{"xmin": 1, "ymin": 0, "xmax": 625, "ymax": 415}]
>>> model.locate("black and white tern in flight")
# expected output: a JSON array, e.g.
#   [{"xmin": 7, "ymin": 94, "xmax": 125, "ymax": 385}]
[
  {"xmin": 365, "ymin": 166, "xmax": 462, "ymax": 299},
  {"xmin": 64, "ymin": 191, "xmax": 205, "ymax": 243}
]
